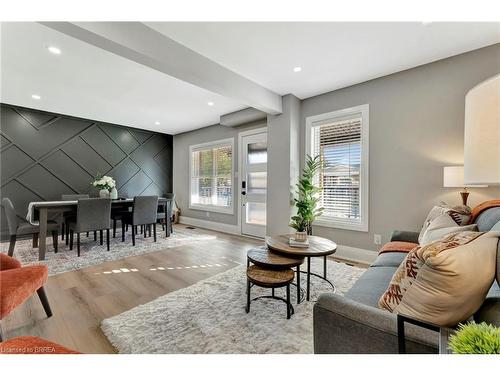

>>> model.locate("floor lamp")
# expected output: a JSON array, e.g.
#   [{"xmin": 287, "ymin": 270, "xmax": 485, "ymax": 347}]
[{"xmin": 464, "ymin": 74, "xmax": 500, "ymax": 187}]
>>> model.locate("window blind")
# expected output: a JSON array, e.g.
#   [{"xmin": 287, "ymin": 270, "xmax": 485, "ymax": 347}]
[
  {"xmin": 312, "ymin": 118, "xmax": 362, "ymax": 221},
  {"xmin": 191, "ymin": 143, "xmax": 232, "ymax": 209}
]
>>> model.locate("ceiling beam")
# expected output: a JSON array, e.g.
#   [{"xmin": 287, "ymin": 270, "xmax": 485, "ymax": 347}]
[{"xmin": 40, "ymin": 22, "xmax": 282, "ymax": 115}]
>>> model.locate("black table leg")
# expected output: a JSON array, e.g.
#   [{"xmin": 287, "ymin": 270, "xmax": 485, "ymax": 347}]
[
  {"xmin": 307, "ymin": 256, "xmax": 311, "ymax": 301},
  {"xmin": 297, "ymin": 264, "xmax": 301, "ymax": 304},
  {"xmin": 245, "ymin": 280, "xmax": 251, "ymax": 313},
  {"xmin": 324, "ymin": 255, "xmax": 327, "ymax": 279}
]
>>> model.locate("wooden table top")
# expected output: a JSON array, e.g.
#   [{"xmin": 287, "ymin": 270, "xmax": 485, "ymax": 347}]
[
  {"xmin": 247, "ymin": 248, "xmax": 304, "ymax": 268},
  {"xmin": 266, "ymin": 235, "xmax": 337, "ymax": 257},
  {"xmin": 247, "ymin": 265, "xmax": 295, "ymax": 288}
]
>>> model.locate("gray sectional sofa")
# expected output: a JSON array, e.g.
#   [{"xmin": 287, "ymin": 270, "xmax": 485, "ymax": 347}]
[{"xmin": 313, "ymin": 205, "xmax": 500, "ymax": 354}]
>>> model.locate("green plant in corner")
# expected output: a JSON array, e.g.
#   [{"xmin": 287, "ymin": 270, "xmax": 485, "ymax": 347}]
[
  {"xmin": 290, "ymin": 155, "xmax": 325, "ymax": 235},
  {"xmin": 448, "ymin": 322, "xmax": 500, "ymax": 354}
]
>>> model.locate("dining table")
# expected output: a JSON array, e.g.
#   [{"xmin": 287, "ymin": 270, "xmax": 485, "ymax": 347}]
[{"xmin": 26, "ymin": 197, "xmax": 173, "ymax": 261}]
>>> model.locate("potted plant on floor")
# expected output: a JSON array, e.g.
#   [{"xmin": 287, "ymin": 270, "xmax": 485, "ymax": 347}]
[
  {"xmin": 289, "ymin": 155, "xmax": 324, "ymax": 241},
  {"xmin": 448, "ymin": 322, "xmax": 500, "ymax": 354}
]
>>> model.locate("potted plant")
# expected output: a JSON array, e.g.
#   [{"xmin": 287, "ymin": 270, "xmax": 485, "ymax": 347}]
[
  {"xmin": 92, "ymin": 174, "xmax": 117, "ymax": 199},
  {"xmin": 448, "ymin": 322, "xmax": 499, "ymax": 354},
  {"xmin": 289, "ymin": 155, "xmax": 324, "ymax": 241}
]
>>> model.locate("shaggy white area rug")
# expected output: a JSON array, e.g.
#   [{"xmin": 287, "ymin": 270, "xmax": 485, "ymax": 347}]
[
  {"xmin": 0, "ymin": 227, "xmax": 216, "ymax": 275},
  {"xmin": 101, "ymin": 258, "xmax": 365, "ymax": 353}
]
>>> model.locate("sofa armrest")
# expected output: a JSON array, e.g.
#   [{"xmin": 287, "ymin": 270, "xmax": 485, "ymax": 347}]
[
  {"xmin": 390, "ymin": 230, "xmax": 420, "ymax": 243},
  {"xmin": 313, "ymin": 292, "xmax": 437, "ymax": 354}
]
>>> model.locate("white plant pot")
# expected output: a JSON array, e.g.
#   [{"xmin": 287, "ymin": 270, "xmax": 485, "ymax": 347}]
[
  {"xmin": 110, "ymin": 187, "xmax": 118, "ymax": 200},
  {"xmin": 294, "ymin": 231, "xmax": 308, "ymax": 242},
  {"xmin": 99, "ymin": 189, "xmax": 110, "ymax": 198}
]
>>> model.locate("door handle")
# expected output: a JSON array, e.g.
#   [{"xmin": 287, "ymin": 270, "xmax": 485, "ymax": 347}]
[{"xmin": 242, "ymin": 191, "xmax": 246, "ymax": 195}]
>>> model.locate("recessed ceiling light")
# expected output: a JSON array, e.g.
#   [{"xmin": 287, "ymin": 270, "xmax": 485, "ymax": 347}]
[
  {"xmin": 155, "ymin": 121, "xmax": 160, "ymax": 125},
  {"xmin": 293, "ymin": 66, "xmax": 302, "ymax": 72},
  {"xmin": 47, "ymin": 46, "xmax": 61, "ymax": 55},
  {"xmin": 31, "ymin": 94, "xmax": 41, "ymax": 100},
  {"xmin": 207, "ymin": 101, "xmax": 215, "ymax": 106}
]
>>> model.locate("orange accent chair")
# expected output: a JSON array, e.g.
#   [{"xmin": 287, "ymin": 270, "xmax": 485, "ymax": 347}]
[
  {"xmin": 0, "ymin": 336, "xmax": 79, "ymax": 354},
  {"xmin": 0, "ymin": 253, "xmax": 52, "ymax": 341}
]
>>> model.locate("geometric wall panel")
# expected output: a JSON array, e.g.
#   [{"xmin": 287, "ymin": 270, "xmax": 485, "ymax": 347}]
[
  {"xmin": 100, "ymin": 124, "xmax": 140, "ymax": 154},
  {"xmin": 17, "ymin": 164, "xmax": 75, "ymax": 201},
  {"xmin": 110, "ymin": 157, "xmax": 140, "ymax": 189},
  {"xmin": 0, "ymin": 145, "xmax": 34, "ymax": 184},
  {"xmin": 1, "ymin": 103, "xmax": 173, "ymax": 238},
  {"xmin": 80, "ymin": 126, "xmax": 126, "ymax": 166},
  {"xmin": 41, "ymin": 150, "xmax": 95, "ymax": 193},
  {"xmin": 61, "ymin": 136, "xmax": 112, "ymax": 177},
  {"xmin": 118, "ymin": 170, "xmax": 152, "ymax": 198}
]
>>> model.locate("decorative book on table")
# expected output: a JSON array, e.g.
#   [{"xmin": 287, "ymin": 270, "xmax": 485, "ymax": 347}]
[{"xmin": 289, "ymin": 238, "xmax": 309, "ymax": 248}]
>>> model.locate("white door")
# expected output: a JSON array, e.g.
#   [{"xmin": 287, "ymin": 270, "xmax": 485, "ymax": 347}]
[{"xmin": 240, "ymin": 131, "xmax": 267, "ymax": 238}]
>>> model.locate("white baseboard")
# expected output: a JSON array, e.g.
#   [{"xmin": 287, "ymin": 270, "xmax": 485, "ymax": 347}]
[
  {"xmin": 334, "ymin": 245, "xmax": 377, "ymax": 265},
  {"xmin": 179, "ymin": 216, "xmax": 240, "ymax": 235}
]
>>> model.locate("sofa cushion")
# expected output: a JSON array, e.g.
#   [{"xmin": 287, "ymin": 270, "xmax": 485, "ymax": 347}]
[
  {"xmin": 345, "ymin": 266, "xmax": 397, "ymax": 308},
  {"xmin": 371, "ymin": 252, "xmax": 407, "ymax": 268},
  {"xmin": 379, "ymin": 231, "xmax": 499, "ymax": 327},
  {"xmin": 475, "ymin": 206, "xmax": 500, "ymax": 232},
  {"xmin": 0, "ymin": 265, "xmax": 48, "ymax": 319},
  {"xmin": 0, "ymin": 253, "xmax": 22, "ymax": 271},
  {"xmin": 379, "ymin": 241, "xmax": 418, "ymax": 255}
]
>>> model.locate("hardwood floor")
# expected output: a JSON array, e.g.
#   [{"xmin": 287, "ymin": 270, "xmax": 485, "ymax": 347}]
[{"xmin": 1, "ymin": 225, "xmax": 365, "ymax": 353}]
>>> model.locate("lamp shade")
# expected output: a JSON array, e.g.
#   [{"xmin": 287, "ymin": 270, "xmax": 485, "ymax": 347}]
[
  {"xmin": 464, "ymin": 74, "xmax": 500, "ymax": 185},
  {"xmin": 443, "ymin": 166, "xmax": 465, "ymax": 187}
]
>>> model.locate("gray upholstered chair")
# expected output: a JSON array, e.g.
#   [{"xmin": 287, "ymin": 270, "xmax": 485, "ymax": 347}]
[
  {"xmin": 2, "ymin": 197, "xmax": 59, "ymax": 257},
  {"xmin": 60, "ymin": 194, "xmax": 90, "ymax": 242},
  {"xmin": 157, "ymin": 193, "xmax": 174, "ymax": 235},
  {"xmin": 68, "ymin": 198, "xmax": 112, "ymax": 256},
  {"xmin": 121, "ymin": 196, "xmax": 159, "ymax": 246}
]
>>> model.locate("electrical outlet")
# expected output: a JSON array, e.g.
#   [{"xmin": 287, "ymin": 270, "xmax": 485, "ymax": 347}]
[
  {"xmin": 206, "ymin": 211, "xmax": 210, "ymax": 218},
  {"xmin": 374, "ymin": 234, "xmax": 382, "ymax": 245}
]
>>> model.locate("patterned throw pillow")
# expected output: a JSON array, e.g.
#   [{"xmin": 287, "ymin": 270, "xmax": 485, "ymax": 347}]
[
  {"xmin": 420, "ymin": 213, "xmax": 477, "ymax": 245},
  {"xmin": 418, "ymin": 204, "xmax": 472, "ymax": 244},
  {"xmin": 379, "ymin": 231, "xmax": 499, "ymax": 327}
]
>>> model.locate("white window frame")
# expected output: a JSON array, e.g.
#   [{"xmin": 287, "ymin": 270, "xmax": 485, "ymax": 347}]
[
  {"xmin": 189, "ymin": 137, "xmax": 234, "ymax": 214},
  {"xmin": 305, "ymin": 104, "xmax": 369, "ymax": 232}
]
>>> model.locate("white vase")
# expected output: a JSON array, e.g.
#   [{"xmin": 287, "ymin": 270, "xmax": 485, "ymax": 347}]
[
  {"xmin": 99, "ymin": 189, "xmax": 110, "ymax": 198},
  {"xmin": 294, "ymin": 231, "xmax": 308, "ymax": 242},
  {"xmin": 110, "ymin": 187, "xmax": 118, "ymax": 200}
]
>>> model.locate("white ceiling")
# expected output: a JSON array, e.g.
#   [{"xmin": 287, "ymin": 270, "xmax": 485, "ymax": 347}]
[
  {"xmin": 0, "ymin": 22, "xmax": 247, "ymax": 134},
  {"xmin": 1, "ymin": 22, "xmax": 499, "ymax": 134},
  {"xmin": 148, "ymin": 22, "xmax": 500, "ymax": 99}
]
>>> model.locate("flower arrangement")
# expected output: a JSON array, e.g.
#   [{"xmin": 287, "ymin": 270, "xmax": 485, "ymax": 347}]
[
  {"xmin": 92, "ymin": 174, "xmax": 116, "ymax": 191},
  {"xmin": 449, "ymin": 322, "xmax": 500, "ymax": 354}
]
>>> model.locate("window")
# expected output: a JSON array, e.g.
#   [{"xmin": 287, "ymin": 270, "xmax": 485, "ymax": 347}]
[
  {"xmin": 306, "ymin": 104, "xmax": 369, "ymax": 231},
  {"xmin": 189, "ymin": 138, "xmax": 234, "ymax": 213}
]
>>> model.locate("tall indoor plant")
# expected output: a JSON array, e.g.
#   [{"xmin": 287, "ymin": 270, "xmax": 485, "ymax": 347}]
[{"xmin": 289, "ymin": 155, "xmax": 324, "ymax": 239}]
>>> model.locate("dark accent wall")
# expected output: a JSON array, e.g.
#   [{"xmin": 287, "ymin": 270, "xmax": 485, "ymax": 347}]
[{"xmin": 0, "ymin": 103, "xmax": 173, "ymax": 237}]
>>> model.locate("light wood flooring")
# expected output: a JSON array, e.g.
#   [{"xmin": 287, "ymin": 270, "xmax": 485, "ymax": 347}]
[{"xmin": 1, "ymin": 224, "xmax": 365, "ymax": 353}]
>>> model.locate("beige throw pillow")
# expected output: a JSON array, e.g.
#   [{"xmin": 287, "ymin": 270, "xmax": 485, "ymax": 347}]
[
  {"xmin": 379, "ymin": 231, "xmax": 499, "ymax": 327},
  {"xmin": 420, "ymin": 213, "xmax": 477, "ymax": 245}
]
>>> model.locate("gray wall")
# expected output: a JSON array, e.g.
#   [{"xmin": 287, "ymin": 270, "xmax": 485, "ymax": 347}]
[
  {"xmin": 301, "ymin": 43, "xmax": 500, "ymax": 251},
  {"xmin": 173, "ymin": 120, "xmax": 266, "ymax": 226},
  {"xmin": 0, "ymin": 103, "xmax": 173, "ymax": 237}
]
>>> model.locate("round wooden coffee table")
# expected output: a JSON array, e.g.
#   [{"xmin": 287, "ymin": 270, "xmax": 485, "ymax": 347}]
[
  {"xmin": 247, "ymin": 248, "xmax": 305, "ymax": 303},
  {"xmin": 266, "ymin": 235, "xmax": 337, "ymax": 301},
  {"xmin": 246, "ymin": 265, "xmax": 295, "ymax": 319}
]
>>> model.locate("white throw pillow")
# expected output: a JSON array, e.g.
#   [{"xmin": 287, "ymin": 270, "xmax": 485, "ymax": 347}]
[
  {"xmin": 420, "ymin": 213, "xmax": 477, "ymax": 246},
  {"xmin": 418, "ymin": 203, "xmax": 472, "ymax": 244}
]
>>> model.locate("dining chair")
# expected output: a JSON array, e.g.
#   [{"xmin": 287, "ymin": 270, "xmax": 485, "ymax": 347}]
[
  {"xmin": 121, "ymin": 196, "xmax": 159, "ymax": 246},
  {"xmin": 2, "ymin": 198, "xmax": 59, "ymax": 257},
  {"xmin": 158, "ymin": 193, "xmax": 175, "ymax": 235},
  {"xmin": 60, "ymin": 194, "xmax": 90, "ymax": 242},
  {"xmin": 67, "ymin": 198, "xmax": 112, "ymax": 256}
]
